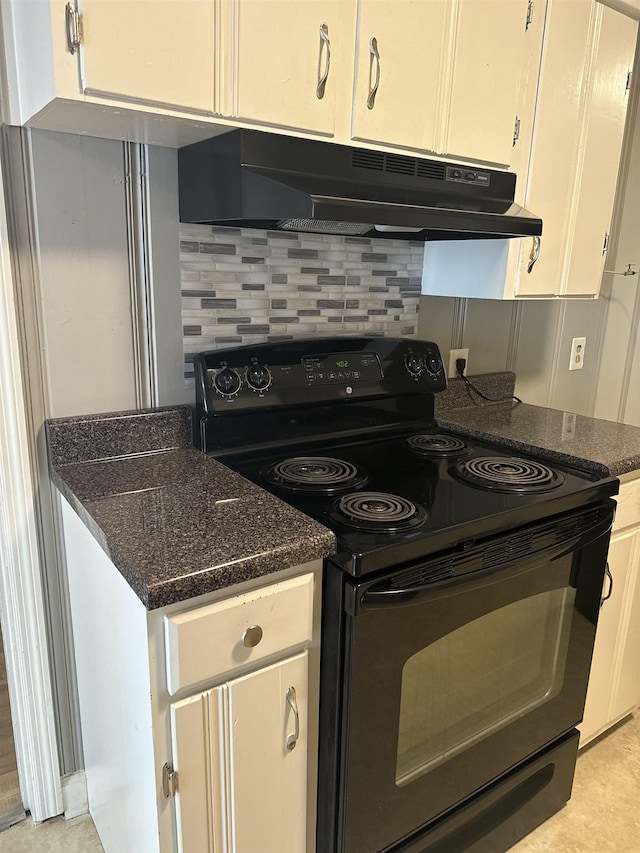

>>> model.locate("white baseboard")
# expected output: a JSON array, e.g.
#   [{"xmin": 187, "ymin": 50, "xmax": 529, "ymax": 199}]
[{"xmin": 62, "ymin": 771, "xmax": 88, "ymax": 820}]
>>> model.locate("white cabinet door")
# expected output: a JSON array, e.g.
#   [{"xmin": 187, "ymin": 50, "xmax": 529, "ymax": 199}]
[
  {"xmin": 516, "ymin": 0, "xmax": 636, "ymax": 298},
  {"xmin": 580, "ymin": 531, "xmax": 634, "ymax": 745},
  {"xmin": 170, "ymin": 651, "xmax": 308, "ymax": 853},
  {"xmin": 515, "ymin": 0, "xmax": 595, "ymax": 297},
  {"xmin": 230, "ymin": 1, "xmax": 348, "ymax": 135},
  {"xmin": 351, "ymin": 0, "xmax": 448, "ymax": 153},
  {"xmin": 445, "ymin": 0, "xmax": 532, "ymax": 167},
  {"xmin": 78, "ymin": 0, "xmax": 217, "ymax": 113},
  {"xmin": 562, "ymin": 6, "xmax": 636, "ymax": 296},
  {"xmin": 581, "ymin": 498, "xmax": 640, "ymax": 749},
  {"xmin": 609, "ymin": 531, "xmax": 640, "ymax": 724},
  {"xmin": 227, "ymin": 651, "xmax": 308, "ymax": 853},
  {"xmin": 171, "ymin": 686, "xmax": 227, "ymax": 853},
  {"xmin": 352, "ymin": 0, "xmax": 537, "ymax": 165}
]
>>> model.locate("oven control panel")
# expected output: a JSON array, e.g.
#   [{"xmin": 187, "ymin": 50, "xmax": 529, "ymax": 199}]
[
  {"xmin": 302, "ymin": 352, "xmax": 382, "ymax": 386},
  {"xmin": 194, "ymin": 337, "xmax": 446, "ymax": 414}
]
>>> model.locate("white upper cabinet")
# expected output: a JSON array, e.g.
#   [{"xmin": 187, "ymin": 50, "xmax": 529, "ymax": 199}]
[
  {"xmin": 227, "ymin": 0, "xmax": 352, "ymax": 135},
  {"xmin": 444, "ymin": 0, "xmax": 533, "ymax": 167},
  {"xmin": 78, "ymin": 0, "xmax": 216, "ymax": 112},
  {"xmin": 561, "ymin": 5, "xmax": 637, "ymax": 296},
  {"xmin": 422, "ymin": 0, "xmax": 637, "ymax": 301},
  {"xmin": 352, "ymin": 0, "xmax": 537, "ymax": 167},
  {"xmin": 515, "ymin": 0, "xmax": 636, "ymax": 298},
  {"xmin": 351, "ymin": 0, "xmax": 448, "ymax": 152}
]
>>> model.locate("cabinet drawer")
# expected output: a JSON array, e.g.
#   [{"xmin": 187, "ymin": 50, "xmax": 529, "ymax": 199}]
[
  {"xmin": 614, "ymin": 476, "xmax": 640, "ymax": 533},
  {"xmin": 164, "ymin": 573, "xmax": 314, "ymax": 694}
]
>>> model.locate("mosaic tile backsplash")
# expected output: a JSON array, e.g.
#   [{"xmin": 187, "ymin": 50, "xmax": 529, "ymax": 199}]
[{"xmin": 180, "ymin": 225, "xmax": 423, "ymax": 380}]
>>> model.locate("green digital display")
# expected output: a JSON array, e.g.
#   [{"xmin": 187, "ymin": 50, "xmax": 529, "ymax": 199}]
[{"xmin": 336, "ymin": 360, "xmax": 349, "ymax": 368}]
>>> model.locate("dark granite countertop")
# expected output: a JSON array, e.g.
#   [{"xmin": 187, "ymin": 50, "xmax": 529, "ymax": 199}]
[
  {"xmin": 47, "ymin": 386, "xmax": 640, "ymax": 609},
  {"xmin": 438, "ymin": 399, "xmax": 640, "ymax": 478},
  {"xmin": 47, "ymin": 407, "xmax": 335, "ymax": 610}
]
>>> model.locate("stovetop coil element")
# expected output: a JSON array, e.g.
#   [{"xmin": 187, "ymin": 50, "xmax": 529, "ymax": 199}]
[
  {"xmin": 335, "ymin": 491, "xmax": 427, "ymax": 532},
  {"xmin": 453, "ymin": 456, "xmax": 564, "ymax": 493},
  {"xmin": 407, "ymin": 434, "xmax": 469, "ymax": 456},
  {"xmin": 266, "ymin": 456, "xmax": 367, "ymax": 492}
]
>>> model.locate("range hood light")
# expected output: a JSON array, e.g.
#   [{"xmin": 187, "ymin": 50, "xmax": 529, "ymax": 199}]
[{"xmin": 374, "ymin": 225, "xmax": 424, "ymax": 233}]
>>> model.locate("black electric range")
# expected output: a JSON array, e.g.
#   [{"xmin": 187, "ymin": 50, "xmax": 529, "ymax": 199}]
[{"xmin": 194, "ymin": 337, "xmax": 618, "ymax": 853}]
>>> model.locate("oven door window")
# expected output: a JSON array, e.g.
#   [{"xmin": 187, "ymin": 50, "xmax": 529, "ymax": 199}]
[{"xmin": 396, "ymin": 587, "xmax": 574, "ymax": 786}]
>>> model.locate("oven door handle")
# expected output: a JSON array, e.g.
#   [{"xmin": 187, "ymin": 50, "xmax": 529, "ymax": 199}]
[{"xmin": 360, "ymin": 512, "xmax": 614, "ymax": 609}]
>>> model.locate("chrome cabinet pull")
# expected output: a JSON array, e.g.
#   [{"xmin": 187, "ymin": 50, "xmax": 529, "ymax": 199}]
[
  {"xmin": 285, "ymin": 686, "xmax": 300, "ymax": 751},
  {"xmin": 242, "ymin": 624, "xmax": 263, "ymax": 648},
  {"xmin": 367, "ymin": 37, "xmax": 381, "ymax": 110},
  {"xmin": 600, "ymin": 563, "xmax": 614, "ymax": 607},
  {"xmin": 316, "ymin": 23, "xmax": 331, "ymax": 100},
  {"xmin": 527, "ymin": 235, "xmax": 541, "ymax": 273}
]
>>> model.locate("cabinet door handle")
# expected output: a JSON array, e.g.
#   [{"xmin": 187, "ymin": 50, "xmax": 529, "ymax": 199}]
[
  {"xmin": 527, "ymin": 235, "xmax": 541, "ymax": 273},
  {"xmin": 316, "ymin": 23, "xmax": 331, "ymax": 100},
  {"xmin": 367, "ymin": 37, "xmax": 381, "ymax": 110},
  {"xmin": 600, "ymin": 563, "xmax": 614, "ymax": 607},
  {"xmin": 285, "ymin": 686, "xmax": 300, "ymax": 751}
]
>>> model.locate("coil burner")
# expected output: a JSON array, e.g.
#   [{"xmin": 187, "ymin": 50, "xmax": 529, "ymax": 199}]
[
  {"xmin": 407, "ymin": 434, "xmax": 469, "ymax": 457},
  {"xmin": 335, "ymin": 491, "xmax": 427, "ymax": 532},
  {"xmin": 453, "ymin": 456, "xmax": 564, "ymax": 493},
  {"xmin": 266, "ymin": 456, "xmax": 367, "ymax": 493}
]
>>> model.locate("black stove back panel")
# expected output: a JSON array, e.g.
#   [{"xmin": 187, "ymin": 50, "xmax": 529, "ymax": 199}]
[{"xmin": 194, "ymin": 337, "xmax": 445, "ymax": 451}]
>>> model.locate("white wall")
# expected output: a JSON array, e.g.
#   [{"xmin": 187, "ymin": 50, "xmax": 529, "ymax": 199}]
[{"xmin": 29, "ymin": 130, "xmax": 137, "ymax": 416}]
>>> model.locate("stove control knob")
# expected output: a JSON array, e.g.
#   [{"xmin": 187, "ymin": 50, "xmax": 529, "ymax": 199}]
[
  {"xmin": 405, "ymin": 353, "xmax": 424, "ymax": 377},
  {"xmin": 214, "ymin": 367, "xmax": 242, "ymax": 397},
  {"xmin": 426, "ymin": 354, "xmax": 442, "ymax": 376},
  {"xmin": 246, "ymin": 364, "xmax": 272, "ymax": 392}
]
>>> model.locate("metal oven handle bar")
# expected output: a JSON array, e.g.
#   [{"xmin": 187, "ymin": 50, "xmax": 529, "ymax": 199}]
[{"xmin": 361, "ymin": 511, "xmax": 614, "ymax": 610}]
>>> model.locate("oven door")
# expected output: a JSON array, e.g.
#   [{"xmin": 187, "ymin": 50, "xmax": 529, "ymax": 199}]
[{"xmin": 322, "ymin": 501, "xmax": 615, "ymax": 853}]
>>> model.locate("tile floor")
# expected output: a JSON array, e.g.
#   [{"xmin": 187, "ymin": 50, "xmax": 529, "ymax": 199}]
[{"xmin": 0, "ymin": 713, "xmax": 639, "ymax": 852}]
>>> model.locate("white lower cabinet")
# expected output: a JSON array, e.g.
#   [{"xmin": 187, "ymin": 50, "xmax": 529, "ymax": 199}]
[
  {"xmin": 61, "ymin": 498, "xmax": 320, "ymax": 853},
  {"xmin": 580, "ymin": 476, "xmax": 640, "ymax": 746},
  {"xmin": 171, "ymin": 652, "xmax": 309, "ymax": 853}
]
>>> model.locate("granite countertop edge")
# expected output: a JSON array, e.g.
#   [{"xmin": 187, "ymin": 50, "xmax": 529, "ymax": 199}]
[{"xmin": 47, "ymin": 410, "xmax": 336, "ymax": 610}]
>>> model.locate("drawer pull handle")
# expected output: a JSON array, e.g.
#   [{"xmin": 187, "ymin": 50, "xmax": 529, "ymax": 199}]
[
  {"xmin": 242, "ymin": 625, "xmax": 263, "ymax": 648},
  {"xmin": 286, "ymin": 686, "xmax": 299, "ymax": 751}
]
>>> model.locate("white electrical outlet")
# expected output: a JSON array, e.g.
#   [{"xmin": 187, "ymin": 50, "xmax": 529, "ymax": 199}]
[
  {"xmin": 448, "ymin": 348, "xmax": 469, "ymax": 379},
  {"xmin": 569, "ymin": 337, "xmax": 586, "ymax": 371}
]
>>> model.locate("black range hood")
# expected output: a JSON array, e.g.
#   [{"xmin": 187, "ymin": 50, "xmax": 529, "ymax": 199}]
[{"xmin": 178, "ymin": 129, "xmax": 542, "ymax": 242}]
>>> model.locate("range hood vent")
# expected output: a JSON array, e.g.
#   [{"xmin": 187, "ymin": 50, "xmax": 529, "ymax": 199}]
[
  {"xmin": 178, "ymin": 129, "xmax": 542, "ymax": 242},
  {"xmin": 352, "ymin": 149, "xmax": 447, "ymax": 181}
]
